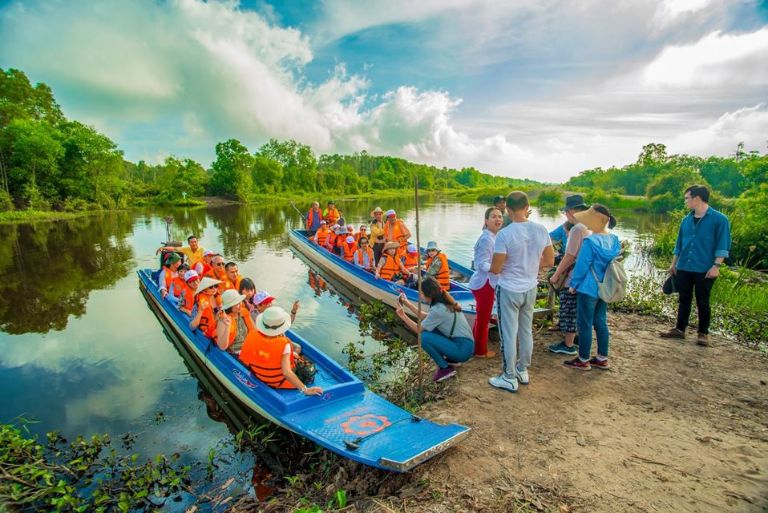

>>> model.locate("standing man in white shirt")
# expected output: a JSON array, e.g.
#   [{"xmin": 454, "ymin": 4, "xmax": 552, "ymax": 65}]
[{"xmin": 489, "ymin": 191, "xmax": 554, "ymax": 393}]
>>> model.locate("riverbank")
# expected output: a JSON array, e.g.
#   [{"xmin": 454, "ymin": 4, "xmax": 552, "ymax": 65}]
[{"xmin": 231, "ymin": 313, "xmax": 768, "ymax": 513}]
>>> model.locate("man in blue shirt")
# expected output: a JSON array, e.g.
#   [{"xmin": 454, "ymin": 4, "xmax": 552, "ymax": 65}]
[{"xmin": 660, "ymin": 185, "xmax": 731, "ymax": 346}]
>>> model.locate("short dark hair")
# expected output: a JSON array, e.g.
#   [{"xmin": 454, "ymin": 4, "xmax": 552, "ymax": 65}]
[
  {"xmin": 506, "ymin": 191, "xmax": 529, "ymax": 212},
  {"xmin": 187, "ymin": 235, "xmax": 198, "ymax": 243},
  {"xmin": 685, "ymin": 184, "xmax": 710, "ymax": 203},
  {"xmin": 493, "ymin": 195, "xmax": 506, "ymax": 205},
  {"xmin": 225, "ymin": 262, "xmax": 238, "ymax": 271},
  {"xmin": 239, "ymin": 278, "xmax": 256, "ymax": 294}
]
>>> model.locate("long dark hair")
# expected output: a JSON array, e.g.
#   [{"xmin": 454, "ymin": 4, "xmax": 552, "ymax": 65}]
[
  {"xmin": 421, "ymin": 276, "xmax": 452, "ymax": 306},
  {"xmin": 482, "ymin": 207, "xmax": 502, "ymax": 230},
  {"xmin": 592, "ymin": 203, "xmax": 617, "ymax": 229}
]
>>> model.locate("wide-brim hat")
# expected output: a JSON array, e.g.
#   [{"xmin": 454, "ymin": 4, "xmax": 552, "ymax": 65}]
[
  {"xmin": 195, "ymin": 277, "xmax": 222, "ymax": 295},
  {"xmin": 425, "ymin": 241, "xmax": 440, "ymax": 252},
  {"xmin": 256, "ymin": 306, "xmax": 292, "ymax": 336},
  {"xmin": 561, "ymin": 194, "xmax": 588, "ymax": 212},
  {"xmin": 221, "ymin": 289, "xmax": 246, "ymax": 310},
  {"xmin": 370, "ymin": 206, "xmax": 383, "ymax": 217},
  {"xmin": 383, "ymin": 241, "xmax": 400, "ymax": 252},
  {"xmin": 573, "ymin": 206, "xmax": 610, "ymax": 232}
]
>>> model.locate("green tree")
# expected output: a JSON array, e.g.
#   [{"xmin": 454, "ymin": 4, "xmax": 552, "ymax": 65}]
[
  {"xmin": 646, "ymin": 167, "xmax": 707, "ymax": 213},
  {"xmin": 209, "ymin": 139, "xmax": 254, "ymax": 200},
  {"xmin": 2, "ymin": 118, "xmax": 63, "ymax": 205}
]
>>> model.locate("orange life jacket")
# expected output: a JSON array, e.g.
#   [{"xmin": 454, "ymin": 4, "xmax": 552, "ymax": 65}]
[
  {"xmin": 306, "ymin": 208, "xmax": 321, "ymax": 231},
  {"xmin": 403, "ymin": 252, "xmax": 419, "ymax": 271},
  {"xmin": 196, "ymin": 295, "xmax": 217, "ymax": 340},
  {"xmin": 355, "ymin": 246, "xmax": 375, "ymax": 270},
  {"xmin": 385, "ymin": 220, "xmax": 409, "ymax": 254},
  {"xmin": 326, "ymin": 231, "xmax": 337, "ymax": 250},
  {"xmin": 224, "ymin": 309, "xmax": 255, "ymax": 347},
  {"xmin": 161, "ymin": 268, "xmax": 174, "ymax": 292},
  {"xmin": 355, "ymin": 231, "xmax": 367, "ymax": 244},
  {"xmin": 342, "ymin": 242, "xmax": 358, "ymax": 262},
  {"xmin": 426, "ymin": 252, "xmax": 451, "ymax": 291},
  {"xmin": 170, "ymin": 275, "xmax": 185, "ymax": 298},
  {"xmin": 181, "ymin": 283, "xmax": 196, "ymax": 312},
  {"xmin": 379, "ymin": 253, "xmax": 401, "ymax": 281},
  {"xmin": 314, "ymin": 227, "xmax": 330, "ymax": 247},
  {"xmin": 240, "ymin": 330, "xmax": 296, "ymax": 389},
  {"xmin": 324, "ymin": 207, "xmax": 340, "ymax": 225},
  {"xmin": 335, "ymin": 233, "xmax": 347, "ymax": 250}
]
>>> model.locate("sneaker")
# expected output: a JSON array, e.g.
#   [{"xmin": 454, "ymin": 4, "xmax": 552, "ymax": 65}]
[
  {"xmin": 563, "ymin": 357, "xmax": 591, "ymax": 371},
  {"xmin": 515, "ymin": 367, "xmax": 530, "ymax": 385},
  {"xmin": 433, "ymin": 366, "xmax": 457, "ymax": 382},
  {"xmin": 696, "ymin": 333, "xmax": 710, "ymax": 346},
  {"xmin": 548, "ymin": 341, "xmax": 578, "ymax": 355},
  {"xmin": 588, "ymin": 357, "xmax": 610, "ymax": 370},
  {"xmin": 488, "ymin": 374, "xmax": 518, "ymax": 393},
  {"xmin": 659, "ymin": 328, "xmax": 686, "ymax": 339}
]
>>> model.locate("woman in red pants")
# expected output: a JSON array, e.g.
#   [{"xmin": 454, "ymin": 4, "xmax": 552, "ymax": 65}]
[{"xmin": 468, "ymin": 207, "xmax": 504, "ymax": 357}]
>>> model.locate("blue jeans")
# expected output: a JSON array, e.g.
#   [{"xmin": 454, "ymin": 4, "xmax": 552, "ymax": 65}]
[
  {"xmin": 421, "ymin": 331, "xmax": 474, "ymax": 369},
  {"xmin": 576, "ymin": 293, "xmax": 609, "ymax": 361}
]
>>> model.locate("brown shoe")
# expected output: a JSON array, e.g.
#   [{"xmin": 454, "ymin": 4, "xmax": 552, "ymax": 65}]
[
  {"xmin": 660, "ymin": 328, "xmax": 686, "ymax": 339},
  {"xmin": 697, "ymin": 333, "xmax": 710, "ymax": 346}
]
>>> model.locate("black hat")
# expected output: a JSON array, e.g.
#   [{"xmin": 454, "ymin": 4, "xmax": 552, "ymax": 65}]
[
  {"xmin": 493, "ymin": 195, "xmax": 506, "ymax": 204},
  {"xmin": 561, "ymin": 194, "xmax": 588, "ymax": 212},
  {"xmin": 662, "ymin": 274, "xmax": 679, "ymax": 295}
]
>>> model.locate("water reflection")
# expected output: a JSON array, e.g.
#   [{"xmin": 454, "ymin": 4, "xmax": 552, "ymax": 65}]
[{"xmin": 0, "ymin": 212, "xmax": 135, "ymax": 334}]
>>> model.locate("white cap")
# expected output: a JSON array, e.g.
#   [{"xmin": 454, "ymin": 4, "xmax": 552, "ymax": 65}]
[
  {"xmin": 183, "ymin": 270, "xmax": 199, "ymax": 282},
  {"xmin": 385, "ymin": 209, "xmax": 396, "ymax": 217},
  {"xmin": 346, "ymin": 236, "xmax": 355, "ymax": 243},
  {"xmin": 253, "ymin": 290, "xmax": 275, "ymax": 306}
]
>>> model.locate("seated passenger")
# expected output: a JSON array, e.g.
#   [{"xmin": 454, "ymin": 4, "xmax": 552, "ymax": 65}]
[
  {"xmin": 190, "ymin": 277, "xmax": 222, "ymax": 340},
  {"xmin": 252, "ymin": 290, "xmax": 300, "ymax": 325},
  {"xmin": 239, "ymin": 306, "xmax": 322, "ymax": 395},
  {"xmin": 179, "ymin": 270, "xmax": 200, "ymax": 315},
  {"xmin": 424, "ymin": 241, "xmax": 451, "ymax": 291},
  {"xmin": 158, "ymin": 252, "xmax": 182, "ymax": 299},
  {"xmin": 169, "ymin": 263, "xmax": 189, "ymax": 302},
  {"xmin": 355, "ymin": 224, "xmax": 368, "ymax": 244},
  {"xmin": 333, "ymin": 225, "xmax": 346, "ymax": 256},
  {"xmin": 341, "ymin": 236, "xmax": 358, "ymax": 263},
  {"xmin": 225, "ymin": 262, "xmax": 243, "ymax": 290},
  {"xmin": 199, "ymin": 250, "xmax": 216, "ymax": 278},
  {"xmin": 313, "ymin": 221, "xmax": 331, "ymax": 248},
  {"xmin": 239, "ymin": 278, "xmax": 257, "ymax": 315},
  {"xmin": 353, "ymin": 237, "xmax": 375, "ymax": 271},
  {"xmin": 375, "ymin": 241, "xmax": 409, "ymax": 284},
  {"xmin": 402, "ymin": 244, "xmax": 420, "ymax": 287},
  {"xmin": 216, "ymin": 289, "xmax": 255, "ymax": 355}
]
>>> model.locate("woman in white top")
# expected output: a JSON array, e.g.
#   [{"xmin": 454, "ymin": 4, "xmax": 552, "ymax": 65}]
[{"xmin": 468, "ymin": 207, "xmax": 504, "ymax": 357}]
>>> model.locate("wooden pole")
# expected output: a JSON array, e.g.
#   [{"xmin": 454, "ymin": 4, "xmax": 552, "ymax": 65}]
[{"xmin": 414, "ymin": 175, "xmax": 424, "ymax": 392}]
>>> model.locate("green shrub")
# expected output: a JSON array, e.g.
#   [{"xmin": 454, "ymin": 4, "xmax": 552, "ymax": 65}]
[{"xmin": 0, "ymin": 189, "xmax": 13, "ymax": 212}]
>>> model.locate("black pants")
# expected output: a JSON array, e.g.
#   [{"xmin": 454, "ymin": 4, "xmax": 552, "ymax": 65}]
[
  {"xmin": 675, "ymin": 270, "xmax": 716, "ymax": 334},
  {"xmin": 373, "ymin": 242, "xmax": 385, "ymax": 266}
]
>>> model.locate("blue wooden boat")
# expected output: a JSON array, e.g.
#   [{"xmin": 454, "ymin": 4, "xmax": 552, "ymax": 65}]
[
  {"xmin": 288, "ymin": 230, "xmax": 479, "ymax": 326},
  {"xmin": 138, "ymin": 269, "xmax": 469, "ymax": 472}
]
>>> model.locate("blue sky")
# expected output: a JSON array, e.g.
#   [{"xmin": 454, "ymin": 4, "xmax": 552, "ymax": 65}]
[{"xmin": 1, "ymin": 0, "xmax": 767, "ymax": 181}]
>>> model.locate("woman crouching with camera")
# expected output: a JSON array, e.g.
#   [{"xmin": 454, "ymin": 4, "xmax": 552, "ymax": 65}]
[{"xmin": 396, "ymin": 277, "xmax": 474, "ymax": 382}]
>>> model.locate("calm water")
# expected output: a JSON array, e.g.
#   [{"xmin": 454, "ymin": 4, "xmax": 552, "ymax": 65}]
[{"xmin": 0, "ymin": 196, "xmax": 662, "ymax": 495}]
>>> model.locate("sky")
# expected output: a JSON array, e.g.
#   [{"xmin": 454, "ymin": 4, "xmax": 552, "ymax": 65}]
[{"xmin": 1, "ymin": 0, "xmax": 767, "ymax": 182}]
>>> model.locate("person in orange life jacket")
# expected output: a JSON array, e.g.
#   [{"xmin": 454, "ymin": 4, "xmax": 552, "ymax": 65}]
[
  {"xmin": 375, "ymin": 241, "xmax": 410, "ymax": 284},
  {"xmin": 401, "ymin": 244, "xmax": 420, "ymax": 287},
  {"xmin": 216, "ymin": 289, "xmax": 255, "ymax": 355},
  {"xmin": 158, "ymin": 252, "xmax": 182, "ymax": 299},
  {"xmin": 384, "ymin": 209, "xmax": 411, "ymax": 256},
  {"xmin": 326, "ymin": 225, "xmax": 341, "ymax": 253},
  {"xmin": 395, "ymin": 277, "xmax": 474, "ymax": 382},
  {"xmin": 190, "ymin": 277, "xmax": 222, "ymax": 340},
  {"xmin": 179, "ymin": 270, "xmax": 200, "ymax": 315},
  {"xmin": 240, "ymin": 306, "xmax": 322, "ymax": 395},
  {"xmin": 313, "ymin": 221, "xmax": 331, "ymax": 248},
  {"xmin": 210, "ymin": 255, "xmax": 231, "ymax": 307},
  {"xmin": 225, "ymin": 262, "xmax": 243, "ymax": 291},
  {"xmin": 156, "ymin": 235, "xmax": 206, "ymax": 270},
  {"xmin": 353, "ymin": 237, "xmax": 375, "ymax": 271},
  {"xmin": 334, "ymin": 225, "xmax": 347, "ymax": 256},
  {"xmin": 306, "ymin": 201, "xmax": 322, "ymax": 233},
  {"xmin": 323, "ymin": 201, "xmax": 340, "ymax": 225},
  {"xmin": 198, "ymin": 250, "xmax": 216, "ymax": 277},
  {"xmin": 424, "ymin": 241, "xmax": 451, "ymax": 292},
  {"xmin": 355, "ymin": 225, "xmax": 367, "ymax": 244},
  {"xmin": 169, "ymin": 263, "xmax": 189, "ymax": 300},
  {"xmin": 251, "ymin": 290, "xmax": 300, "ymax": 326},
  {"xmin": 342, "ymin": 236, "xmax": 358, "ymax": 263}
]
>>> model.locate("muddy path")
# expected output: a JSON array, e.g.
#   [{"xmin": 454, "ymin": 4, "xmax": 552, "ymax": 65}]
[{"xmin": 399, "ymin": 313, "xmax": 768, "ymax": 513}]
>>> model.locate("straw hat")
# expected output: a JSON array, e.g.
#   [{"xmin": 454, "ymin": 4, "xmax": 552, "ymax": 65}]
[
  {"xmin": 573, "ymin": 206, "xmax": 612, "ymax": 233},
  {"xmin": 370, "ymin": 206, "xmax": 383, "ymax": 217},
  {"xmin": 195, "ymin": 277, "xmax": 221, "ymax": 295},
  {"xmin": 221, "ymin": 289, "xmax": 246, "ymax": 310},
  {"xmin": 256, "ymin": 306, "xmax": 292, "ymax": 336},
  {"xmin": 383, "ymin": 241, "xmax": 400, "ymax": 252}
]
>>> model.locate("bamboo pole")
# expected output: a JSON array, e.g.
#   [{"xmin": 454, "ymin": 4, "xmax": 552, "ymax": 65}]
[{"xmin": 414, "ymin": 175, "xmax": 424, "ymax": 392}]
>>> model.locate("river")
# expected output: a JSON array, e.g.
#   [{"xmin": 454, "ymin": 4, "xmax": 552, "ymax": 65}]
[{"xmin": 0, "ymin": 195, "xmax": 663, "ymax": 504}]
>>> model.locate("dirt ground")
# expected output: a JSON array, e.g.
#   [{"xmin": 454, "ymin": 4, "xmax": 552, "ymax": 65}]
[{"xmin": 398, "ymin": 313, "xmax": 768, "ymax": 513}]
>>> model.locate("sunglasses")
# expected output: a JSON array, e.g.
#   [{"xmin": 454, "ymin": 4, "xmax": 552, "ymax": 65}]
[{"xmin": 214, "ymin": 262, "xmax": 225, "ymax": 267}]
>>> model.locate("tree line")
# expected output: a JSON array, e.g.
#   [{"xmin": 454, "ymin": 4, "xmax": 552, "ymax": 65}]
[
  {"xmin": 1, "ymin": 68, "xmax": 526, "ymax": 212},
  {"xmin": 565, "ymin": 142, "xmax": 768, "ymax": 269}
]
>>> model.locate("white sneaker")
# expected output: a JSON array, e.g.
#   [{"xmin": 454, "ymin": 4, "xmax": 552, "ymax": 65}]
[
  {"xmin": 515, "ymin": 367, "xmax": 529, "ymax": 385},
  {"xmin": 488, "ymin": 374, "xmax": 518, "ymax": 393}
]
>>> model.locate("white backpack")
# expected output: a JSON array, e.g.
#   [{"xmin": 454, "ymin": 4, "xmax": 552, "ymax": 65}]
[{"xmin": 591, "ymin": 256, "xmax": 627, "ymax": 303}]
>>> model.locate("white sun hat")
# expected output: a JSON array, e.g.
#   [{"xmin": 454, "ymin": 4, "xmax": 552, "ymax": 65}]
[
  {"xmin": 220, "ymin": 289, "xmax": 246, "ymax": 311},
  {"xmin": 255, "ymin": 306, "xmax": 292, "ymax": 336}
]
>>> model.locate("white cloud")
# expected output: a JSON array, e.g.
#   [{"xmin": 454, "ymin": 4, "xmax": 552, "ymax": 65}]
[{"xmin": 670, "ymin": 104, "xmax": 768, "ymax": 156}]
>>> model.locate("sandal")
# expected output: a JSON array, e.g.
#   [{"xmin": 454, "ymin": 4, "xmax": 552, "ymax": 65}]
[{"xmin": 474, "ymin": 351, "xmax": 497, "ymax": 358}]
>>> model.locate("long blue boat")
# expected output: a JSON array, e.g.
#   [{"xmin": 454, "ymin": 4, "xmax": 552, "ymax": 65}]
[
  {"xmin": 288, "ymin": 230, "xmax": 480, "ymax": 326},
  {"xmin": 138, "ymin": 269, "xmax": 469, "ymax": 472}
]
